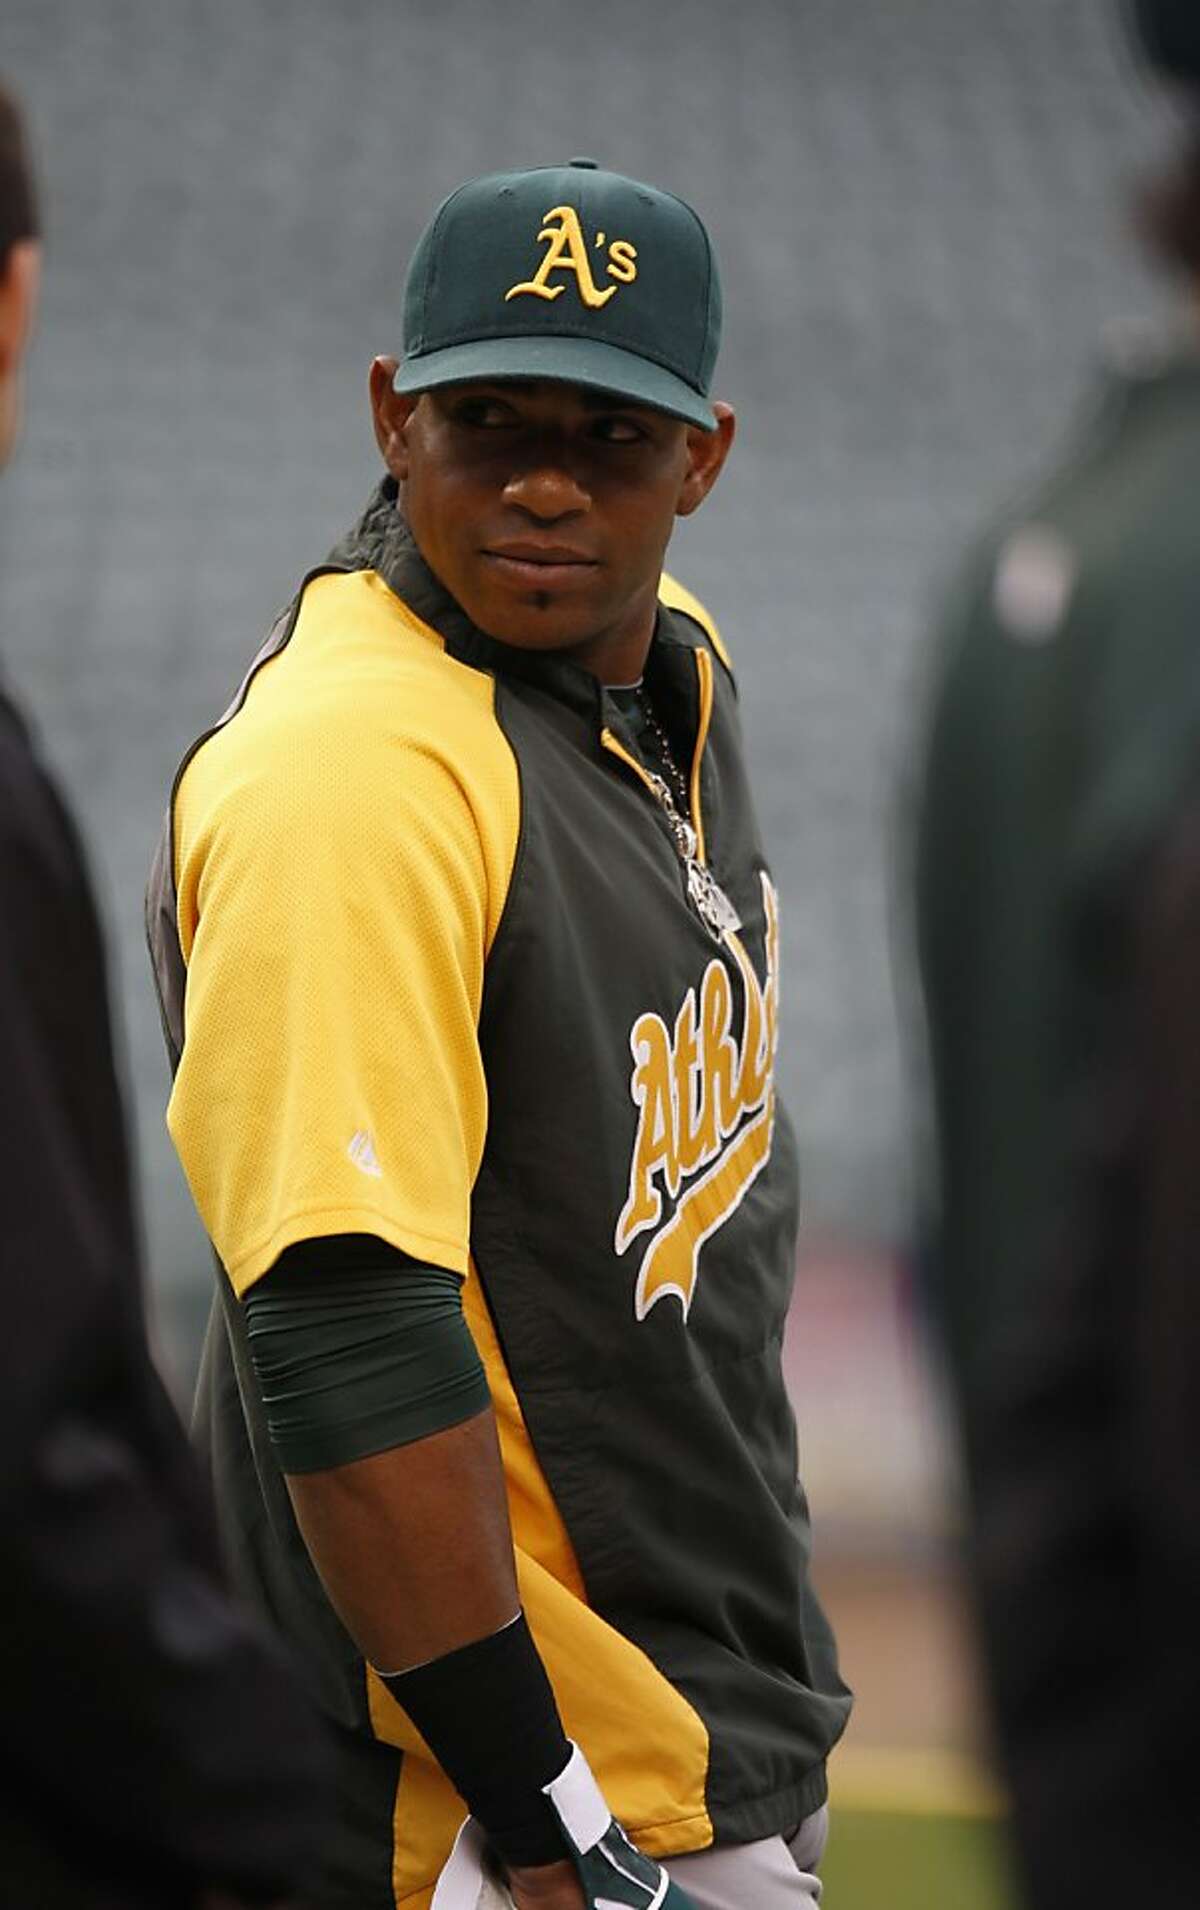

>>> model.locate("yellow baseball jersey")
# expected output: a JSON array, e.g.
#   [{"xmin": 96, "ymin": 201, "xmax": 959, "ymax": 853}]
[{"xmin": 147, "ymin": 483, "xmax": 849, "ymax": 1908}]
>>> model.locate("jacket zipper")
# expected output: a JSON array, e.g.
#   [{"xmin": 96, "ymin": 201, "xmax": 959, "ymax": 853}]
[
  {"xmin": 688, "ymin": 643, "xmax": 714, "ymax": 865},
  {"xmin": 601, "ymin": 646, "xmax": 714, "ymax": 854}
]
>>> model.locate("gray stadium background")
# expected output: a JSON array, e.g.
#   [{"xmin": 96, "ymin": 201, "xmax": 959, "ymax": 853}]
[{"xmin": 1, "ymin": 0, "xmax": 1168, "ymax": 1384}]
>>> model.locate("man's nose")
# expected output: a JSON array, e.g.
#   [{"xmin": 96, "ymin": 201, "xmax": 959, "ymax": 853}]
[{"xmin": 501, "ymin": 461, "xmax": 590, "ymax": 520}]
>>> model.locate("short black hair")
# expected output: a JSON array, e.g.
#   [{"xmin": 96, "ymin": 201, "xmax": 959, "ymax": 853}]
[{"xmin": 0, "ymin": 80, "xmax": 39, "ymax": 268}]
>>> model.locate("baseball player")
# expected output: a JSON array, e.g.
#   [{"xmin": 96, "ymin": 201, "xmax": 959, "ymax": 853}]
[
  {"xmin": 0, "ymin": 76, "xmax": 329, "ymax": 1908},
  {"xmin": 147, "ymin": 160, "xmax": 850, "ymax": 1910},
  {"xmin": 912, "ymin": 5, "xmax": 1200, "ymax": 1905}
]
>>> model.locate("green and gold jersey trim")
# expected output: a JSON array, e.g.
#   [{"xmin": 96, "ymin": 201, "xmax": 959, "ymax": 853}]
[
  {"xmin": 658, "ymin": 570, "xmax": 734, "ymax": 677},
  {"xmin": 600, "ymin": 643, "xmax": 716, "ymax": 868}
]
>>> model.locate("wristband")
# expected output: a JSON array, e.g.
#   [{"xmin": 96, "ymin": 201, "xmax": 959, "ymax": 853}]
[{"xmin": 380, "ymin": 1613, "xmax": 570, "ymax": 1868}]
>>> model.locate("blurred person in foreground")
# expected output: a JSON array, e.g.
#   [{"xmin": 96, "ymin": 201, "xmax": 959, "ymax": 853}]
[
  {"xmin": 0, "ymin": 79, "xmax": 328, "ymax": 1909},
  {"xmin": 912, "ymin": 5, "xmax": 1200, "ymax": 1906},
  {"xmin": 146, "ymin": 159, "xmax": 849, "ymax": 1910}
]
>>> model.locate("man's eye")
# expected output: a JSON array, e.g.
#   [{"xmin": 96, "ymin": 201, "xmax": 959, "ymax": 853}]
[
  {"xmin": 593, "ymin": 416, "xmax": 646, "ymax": 444},
  {"xmin": 453, "ymin": 398, "xmax": 516, "ymax": 428}
]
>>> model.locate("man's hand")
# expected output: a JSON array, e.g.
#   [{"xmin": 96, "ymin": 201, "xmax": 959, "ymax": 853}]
[
  {"xmin": 430, "ymin": 1749, "xmax": 700, "ymax": 1910},
  {"xmin": 506, "ymin": 1856, "xmax": 586, "ymax": 1908}
]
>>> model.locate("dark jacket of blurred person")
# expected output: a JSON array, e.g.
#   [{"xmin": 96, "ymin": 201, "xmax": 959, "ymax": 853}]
[
  {"xmin": 913, "ymin": 6, "xmax": 1200, "ymax": 1907},
  {"xmin": 0, "ymin": 81, "xmax": 329, "ymax": 1909}
]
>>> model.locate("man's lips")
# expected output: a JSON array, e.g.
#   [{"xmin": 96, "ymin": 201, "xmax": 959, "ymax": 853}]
[
  {"xmin": 484, "ymin": 540, "xmax": 596, "ymax": 564},
  {"xmin": 480, "ymin": 541, "xmax": 599, "ymax": 588}
]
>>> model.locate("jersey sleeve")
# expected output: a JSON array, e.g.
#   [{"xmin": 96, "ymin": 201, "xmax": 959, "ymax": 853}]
[{"xmin": 169, "ymin": 701, "xmax": 517, "ymax": 1295}]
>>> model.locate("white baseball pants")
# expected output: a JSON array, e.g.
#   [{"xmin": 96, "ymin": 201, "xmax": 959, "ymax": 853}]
[{"xmin": 666, "ymin": 1804, "xmax": 829, "ymax": 1910}]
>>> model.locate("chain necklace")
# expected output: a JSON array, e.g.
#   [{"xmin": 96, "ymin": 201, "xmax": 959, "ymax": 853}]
[
  {"xmin": 634, "ymin": 684, "xmax": 741, "ymax": 942},
  {"xmin": 636, "ymin": 684, "xmax": 691, "ymax": 817}
]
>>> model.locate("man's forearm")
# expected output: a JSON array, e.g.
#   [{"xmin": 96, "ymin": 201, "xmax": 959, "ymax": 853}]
[
  {"xmin": 285, "ymin": 1413, "xmax": 586, "ymax": 1906},
  {"xmin": 285, "ymin": 1404, "xmax": 520, "ymax": 1669}
]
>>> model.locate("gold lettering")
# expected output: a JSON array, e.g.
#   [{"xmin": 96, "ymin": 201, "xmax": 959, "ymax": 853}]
[
  {"xmin": 615, "ymin": 1014, "xmax": 679, "ymax": 1252},
  {"xmin": 505, "ymin": 206, "xmax": 618, "ymax": 309},
  {"xmin": 616, "ymin": 876, "xmax": 784, "ymax": 1320},
  {"xmin": 635, "ymin": 1096, "xmax": 776, "ymax": 1320},
  {"xmin": 607, "ymin": 239, "xmax": 638, "ymax": 285},
  {"xmin": 699, "ymin": 959, "xmax": 740, "ymax": 1141},
  {"xmin": 762, "ymin": 877, "xmax": 780, "ymax": 1071},
  {"xmin": 672, "ymin": 989, "xmax": 705, "ymax": 1177},
  {"xmin": 729, "ymin": 930, "xmax": 767, "ymax": 1110}
]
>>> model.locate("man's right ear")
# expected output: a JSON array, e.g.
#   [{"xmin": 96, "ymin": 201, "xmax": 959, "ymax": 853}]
[{"xmin": 369, "ymin": 357, "xmax": 419, "ymax": 478}]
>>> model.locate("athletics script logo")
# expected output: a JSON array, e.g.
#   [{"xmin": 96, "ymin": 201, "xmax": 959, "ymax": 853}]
[
  {"xmin": 615, "ymin": 875, "xmax": 780, "ymax": 1321},
  {"xmin": 505, "ymin": 204, "xmax": 638, "ymax": 310}
]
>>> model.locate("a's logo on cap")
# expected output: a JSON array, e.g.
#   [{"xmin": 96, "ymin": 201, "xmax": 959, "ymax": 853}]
[{"xmin": 505, "ymin": 204, "xmax": 638, "ymax": 310}]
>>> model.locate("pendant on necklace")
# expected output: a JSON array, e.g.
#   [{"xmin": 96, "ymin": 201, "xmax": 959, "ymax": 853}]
[{"xmin": 687, "ymin": 859, "xmax": 742, "ymax": 940}]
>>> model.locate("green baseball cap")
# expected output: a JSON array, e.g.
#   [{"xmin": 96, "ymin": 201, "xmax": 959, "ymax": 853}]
[{"xmin": 393, "ymin": 160, "xmax": 722, "ymax": 430}]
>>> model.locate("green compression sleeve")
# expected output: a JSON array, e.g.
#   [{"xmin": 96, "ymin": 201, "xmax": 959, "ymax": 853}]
[{"xmin": 243, "ymin": 1235, "xmax": 490, "ymax": 1475}]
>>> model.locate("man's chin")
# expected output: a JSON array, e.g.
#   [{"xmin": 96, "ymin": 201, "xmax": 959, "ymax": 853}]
[{"xmin": 468, "ymin": 597, "xmax": 599, "ymax": 654}]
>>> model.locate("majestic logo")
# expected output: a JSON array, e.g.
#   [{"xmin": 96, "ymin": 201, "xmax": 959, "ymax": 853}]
[
  {"xmin": 505, "ymin": 205, "xmax": 638, "ymax": 310},
  {"xmin": 347, "ymin": 1129, "xmax": 383, "ymax": 1179},
  {"xmin": 616, "ymin": 875, "xmax": 780, "ymax": 1321}
]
